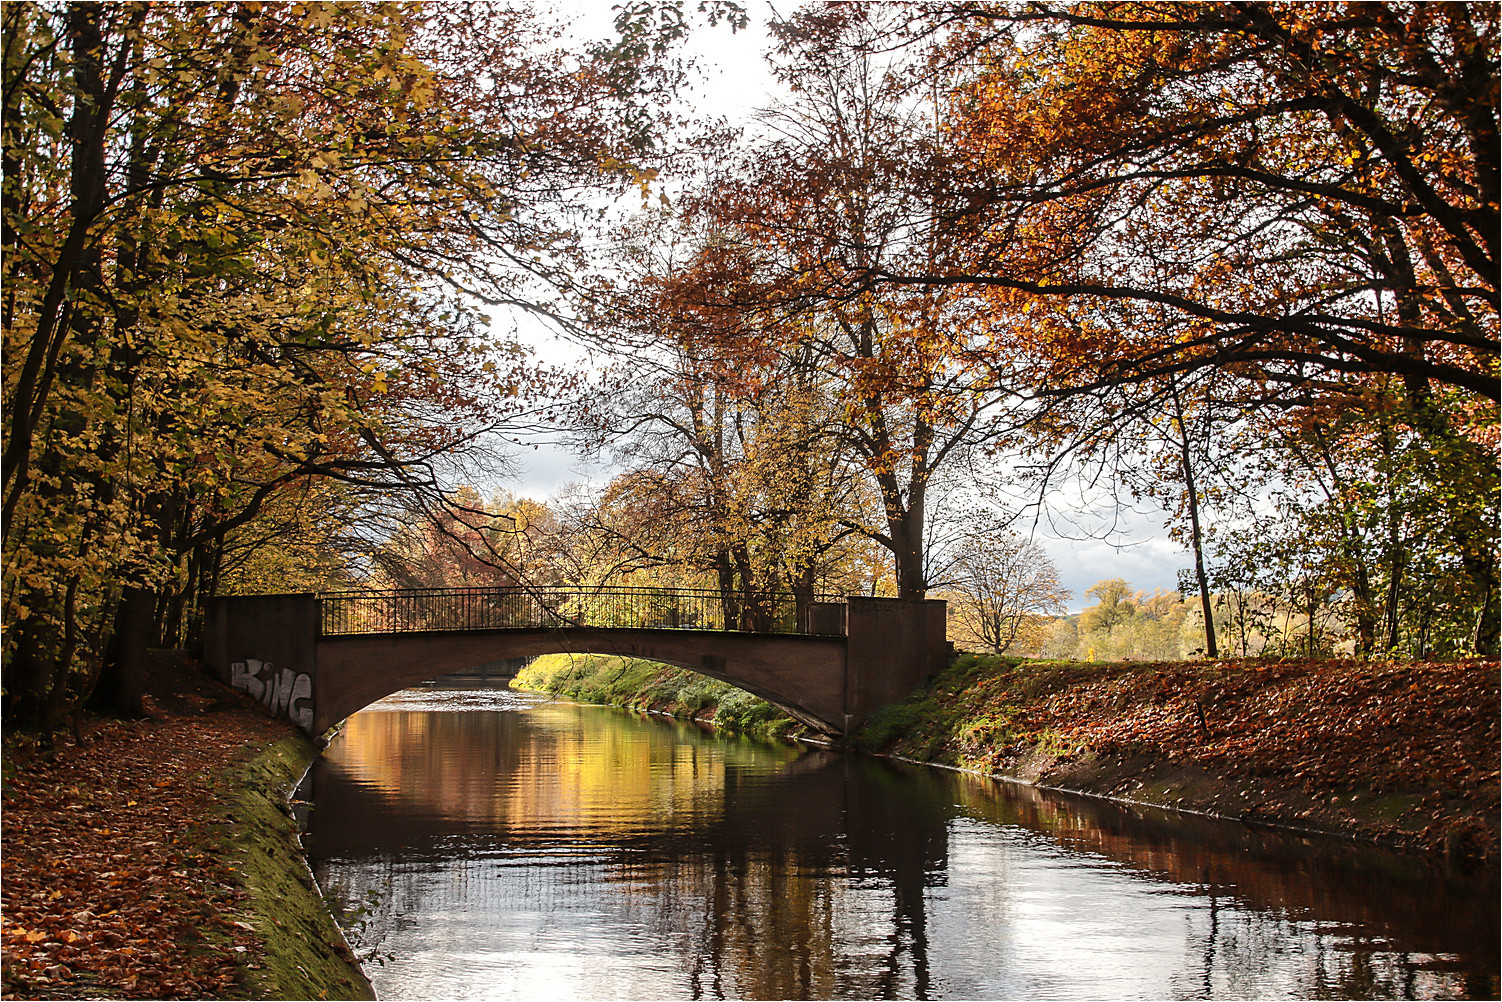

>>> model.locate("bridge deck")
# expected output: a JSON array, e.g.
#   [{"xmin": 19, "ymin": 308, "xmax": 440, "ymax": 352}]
[{"xmin": 207, "ymin": 591, "xmax": 944, "ymax": 739}]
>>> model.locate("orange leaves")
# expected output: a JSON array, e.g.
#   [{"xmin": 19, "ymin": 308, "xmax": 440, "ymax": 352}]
[
  {"xmin": 2, "ymin": 699, "xmax": 288, "ymax": 999},
  {"xmin": 920, "ymin": 1, "xmax": 1500, "ymax": 404}
]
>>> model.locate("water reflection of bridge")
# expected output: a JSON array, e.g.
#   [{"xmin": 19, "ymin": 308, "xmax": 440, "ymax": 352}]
[{"xmin": 205, "ymin": 586, "xmax": 950, "ymax": 737}]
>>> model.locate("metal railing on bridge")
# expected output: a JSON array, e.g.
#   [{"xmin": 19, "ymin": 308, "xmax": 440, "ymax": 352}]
[{"xmin": 318, "ymin": 586, "xmax": 846, "ymax": 638}]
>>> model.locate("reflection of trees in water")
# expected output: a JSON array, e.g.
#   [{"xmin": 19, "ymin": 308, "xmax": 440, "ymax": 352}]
[
  {"xmin": 944, "ymin": 769, "xmax": 1499, "ymax": 999},
  {"xmin": 314, "ymin": 842, "xmax": 937, "ymax": 998},
  {"xmin": 306, "ymin": 703, "xmax": 1497, "ymax": 1000},
  {"xmin": 310, "ymin": 711, "xmax": 957, "ymax": 998},
  {"xmin": 487, "ymin": 753, "xmax": 955, "ymax": 998}
]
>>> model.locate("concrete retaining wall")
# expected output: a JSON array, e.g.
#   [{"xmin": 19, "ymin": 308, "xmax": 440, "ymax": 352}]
[{"xmin": 204, "ymin": 594, "xmax": 320, "ymax": 732}]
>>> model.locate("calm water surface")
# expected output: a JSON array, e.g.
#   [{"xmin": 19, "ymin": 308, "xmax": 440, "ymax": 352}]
[{"xmin": 301, "ymin": 686, "xmax": 1499, "ymax": 1000}]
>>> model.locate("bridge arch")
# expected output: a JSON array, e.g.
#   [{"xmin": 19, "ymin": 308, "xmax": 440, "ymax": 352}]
[
  {"xmin": 312, "ymin": 627, "xmax": 850, "ymax": 735},
  {"xmin": 204, "ymin": 591, "xmax": 948, "ymax": 738}
]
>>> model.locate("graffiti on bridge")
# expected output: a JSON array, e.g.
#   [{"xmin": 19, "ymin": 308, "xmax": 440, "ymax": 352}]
[{"xmin": 230, "ymin": 658, "xmax": 313, "ymax": 731}]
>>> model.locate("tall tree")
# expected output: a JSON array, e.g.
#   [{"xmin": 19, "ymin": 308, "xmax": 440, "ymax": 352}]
[
  {"xmin": 2, "ymin": 2, "xmax": 689, "ymax": 727},
  {"xmin": 666, "ymin": 7, "xmax": 1006, "ymax": 598},
  {"xmin": 772, "ymin": 1, "xmax": 1498, "ymax": 645}
]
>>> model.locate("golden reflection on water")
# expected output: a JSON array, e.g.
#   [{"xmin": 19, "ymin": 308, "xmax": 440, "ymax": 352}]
[
  {"xmin": 304, "ymin": 690, "xmax": 1500, "ymax": 1002},
  {"xmin": 330, "ymin": 703, "xmax": 754, "ymax": 836}
]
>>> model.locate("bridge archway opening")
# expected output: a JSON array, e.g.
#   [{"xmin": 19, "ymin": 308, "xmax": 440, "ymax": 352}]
[
  {"xmin": 340, "ymin": 647, "xmax": 830, "ymax": 737},
  {"xmin": 311, "ymin": 628, "xmax": 851, "ymax": 736}
]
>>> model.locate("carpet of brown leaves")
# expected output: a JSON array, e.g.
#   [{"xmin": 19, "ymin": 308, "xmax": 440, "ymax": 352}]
[
  {"xmin": 2, "ymin": 683, "xmax": 295, "ymax": 1000},
  {"xmin": 886, "ymin": 655, "xmax": 1500, "ymax": 865},
  {"xmin": 1034, "ymin": 658, "xmax": 1498, "ymax": 793}
]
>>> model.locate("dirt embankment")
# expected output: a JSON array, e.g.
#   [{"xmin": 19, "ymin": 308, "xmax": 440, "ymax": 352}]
[
  {"xmin": 854, "ymin": 655, "xmax": 1500, "ymax": 870},
  {"xmin": 2, "ymin": 660, "xmax": 371, "ymax": 1000}
]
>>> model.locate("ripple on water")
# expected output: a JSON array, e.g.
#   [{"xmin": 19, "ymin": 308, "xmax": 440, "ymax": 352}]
[{"xmin": 304, "ymin": 686, "xmax": 1502, "ymax": 1002}]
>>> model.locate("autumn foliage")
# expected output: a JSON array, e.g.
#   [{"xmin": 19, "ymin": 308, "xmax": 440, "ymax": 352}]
[
  {"xmin": 1, "ymin": 683, "xmax": 305, "ymax": 998},
  {"xmin": 1, "ymin": 3, "xmax": 680, "ymax": 729},
  {"xmin": 582, "ymin": 1, "xmax": 1498, "ymax": 655}
]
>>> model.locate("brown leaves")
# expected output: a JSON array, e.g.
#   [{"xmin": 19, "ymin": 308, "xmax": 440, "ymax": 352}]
[
  {"xmin": 2, "ymin": 704, "xmax": 292, "ymax": 999},
  {"xmin": 1033, "ymin": 658, "xmax": 1500, "ymax": 792},
  {"xmin": 879, "ymin": 654, "xmax": 1500, "ymax": 863}
]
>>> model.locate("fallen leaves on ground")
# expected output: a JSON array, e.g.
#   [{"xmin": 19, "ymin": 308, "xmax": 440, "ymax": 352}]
[
  {"xmin": 879, "ymin": 655, "xmax": 1500, "ymax": 864},
  {"xmin": 2, "ymin": 692, "xmax": 294, "ymax": 999}
]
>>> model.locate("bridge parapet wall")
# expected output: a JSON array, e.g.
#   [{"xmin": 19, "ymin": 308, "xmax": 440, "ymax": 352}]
[
  {"xmin": 204, "ymin": 594, "xmax": 321, "ymax": 732},
  {"xmin": 843, "ymin": 597, "xmax": 949, "ymax": 732},
  {"xmin": 203, "ymin": 591, "xmax": 948, "ymax": 738}
]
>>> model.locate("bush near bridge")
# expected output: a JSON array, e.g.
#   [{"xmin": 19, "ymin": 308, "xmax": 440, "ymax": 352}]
[
  {"xmin": 513, "ymin": 654, "xmax": 804, "ymax": 740},
  {"xmin": 852, "ymin": 654, "xmax": 1500, "ymax": 869}
]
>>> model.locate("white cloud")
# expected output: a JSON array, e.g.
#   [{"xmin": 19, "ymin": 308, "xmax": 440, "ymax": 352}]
[{"xmin": 1038, "ymin": 533, "xmax": 1190, "ymax": 611}]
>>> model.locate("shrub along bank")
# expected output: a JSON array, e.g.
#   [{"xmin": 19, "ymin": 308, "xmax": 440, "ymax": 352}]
[
  {"xmin": 512, "ymin": 654, "xmax": 808, "ymax": 741},
  {"xmin": 516, "ymin": 651, "xmax": 1499, "ymax": 869}
]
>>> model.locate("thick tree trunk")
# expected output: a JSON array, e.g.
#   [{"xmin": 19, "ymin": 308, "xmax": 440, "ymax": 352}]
[
  {"xmin": 715, "ymin": 554, "xmax": 738, "ymax": 631},
  {"xmin": 875, "ymin": 470, "xmax": 927, "ymax": 600}
]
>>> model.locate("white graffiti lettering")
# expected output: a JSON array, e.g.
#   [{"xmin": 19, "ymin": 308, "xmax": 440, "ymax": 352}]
[
  {"xmin": 230, "ymin": 659, "xmax": 266, "ymax": 700},
  {"xmin": 266, "ymin": 667, "xmax": 293, "ymax": 715},
  {"xmin": 289, "ymin": 672, "xmax": 313, "ymax": 731},
  {"xmin": 229, "ymin": 658, "xmax": 314, "ymax": 732}
]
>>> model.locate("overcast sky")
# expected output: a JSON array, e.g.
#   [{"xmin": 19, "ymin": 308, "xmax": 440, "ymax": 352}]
[{"xmin": 497, "ymin": 2, "xmax": 1191, "ymax": 609}]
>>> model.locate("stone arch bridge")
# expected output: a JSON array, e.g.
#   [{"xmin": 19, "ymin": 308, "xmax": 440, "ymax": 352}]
[{"xmin": 204, "ymin": 587, "xmax": 950, "ymax": 738}]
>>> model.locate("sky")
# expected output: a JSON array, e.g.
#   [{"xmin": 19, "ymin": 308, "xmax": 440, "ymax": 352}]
[{"xmin": 497, "ymin": 2, "xmax": 1192, "ymax": 609}]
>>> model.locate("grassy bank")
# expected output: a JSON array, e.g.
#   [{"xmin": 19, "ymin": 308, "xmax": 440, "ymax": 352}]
[
  {"xmin": 1, "ymin": 663, "xmax": 372, "ymax": 1000},
  {"xmin": 853, "ymin": 653, "xmax": 1499, "ymax": 868},
  {"xmin": 229, "ymin": 733, "xmax": 375, "ymax": 1001},
  {"xmin": 513, "ymin": 653, "xmax": 806, "ymax": 741}
]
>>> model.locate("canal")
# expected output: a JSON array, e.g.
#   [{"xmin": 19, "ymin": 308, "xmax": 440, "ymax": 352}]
[{"xmin": 300, "ymin": 686, "xmax": 1499, "ymax": 1000}]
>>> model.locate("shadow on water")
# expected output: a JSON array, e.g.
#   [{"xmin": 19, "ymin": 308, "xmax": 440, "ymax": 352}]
[{"xmin": 301, "ymin": 693, "xmax": 1499, "ymax": 1001}]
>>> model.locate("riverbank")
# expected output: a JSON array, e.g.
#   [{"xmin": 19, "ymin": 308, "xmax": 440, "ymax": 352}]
[
  {"xmin": 516, "ymin": 651, "xmax": 1500, "ymax": 870},
  {"xmin": 1, "ymin": 660, "xmax": 372, "ymax": 1000},
  {"xmin": 513, "ymin": 653, "xmax": 808, "ymax": 741}
]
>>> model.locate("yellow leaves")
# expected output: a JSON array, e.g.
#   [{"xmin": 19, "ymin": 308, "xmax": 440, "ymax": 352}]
[
  {"xmin": 359, "ymin": 362, "xmax": 390, "ymax": 393},
  {"xmin": 276, "ymin": 92, "xmax": 306, "ymax": 118},
  {"xmin": 297, "ymin": 3, "xmax": 336, "ymax": 30}
]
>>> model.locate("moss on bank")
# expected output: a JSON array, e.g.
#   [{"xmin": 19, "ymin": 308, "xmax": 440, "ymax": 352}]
[
  {"xmin": 513, "ymin": 654, "xmax": 806, "ymax": 741},
  {"xmin": 222, "ymin": 732, "xmax": 374, "ymax": 1001}
]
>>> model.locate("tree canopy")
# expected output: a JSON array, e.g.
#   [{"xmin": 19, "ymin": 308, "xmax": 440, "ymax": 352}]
[{"xmin": 5, "ymin": 1, "xmax": 1496, "ymax": 734}]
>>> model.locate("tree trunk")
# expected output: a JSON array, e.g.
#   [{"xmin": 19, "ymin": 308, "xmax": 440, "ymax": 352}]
[
  {"xmin": 715, "ymin": 554, "xmax": 738, "ymax": 631},
  {"xmin": 1473, "ymin": 578, "xmax": 1500, "ymax": 657},
  {"xmin": 1169, "ymin": 378, "xmax": 1217, "ymax": 658}
]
